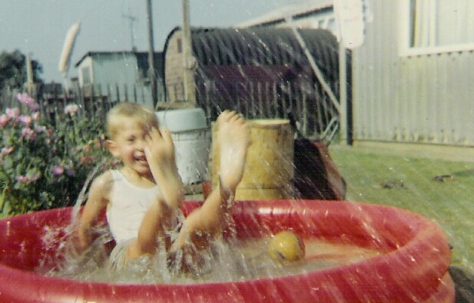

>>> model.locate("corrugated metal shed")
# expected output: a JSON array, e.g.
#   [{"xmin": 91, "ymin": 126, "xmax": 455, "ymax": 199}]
[
  {"xmin": 190, "ymin": 27, "xmax": 338, "ymax": 75},
  {"xmin": 164, "ymin": 27, "xmax": 338, "ymax": 72},
  {"xmin": 163, "ymin": 26, "xmax": 339, "ymax": 96},
  {"xmin": 164, "ymin": 27, "xmax": 339, "ymax": 132},
  {"xmin": 163, "ymin": 26, "xmax": 341, "ymax": 138}
]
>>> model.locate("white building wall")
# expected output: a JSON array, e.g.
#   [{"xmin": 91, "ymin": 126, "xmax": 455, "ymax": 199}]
[{"xmin": 352, "ymin": 0, "xmax": 474, "ymax": 146}]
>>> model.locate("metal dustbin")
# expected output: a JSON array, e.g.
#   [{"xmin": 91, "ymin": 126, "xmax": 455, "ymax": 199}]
[{"xmin": 155, "ymin": 108, "xmax": 210, "ymax": 186}]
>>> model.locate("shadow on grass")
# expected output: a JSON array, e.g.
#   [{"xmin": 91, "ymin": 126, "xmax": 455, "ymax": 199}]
[
  {"xmin": 452, "ymin": 169, "xmax": 474, "ymax": 178},
  {"xmin": 450, "ymin": 266, "xmax": 474, "ymax": 303}
]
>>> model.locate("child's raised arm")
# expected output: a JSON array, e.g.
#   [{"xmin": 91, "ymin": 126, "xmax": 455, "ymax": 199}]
[
  {"xmin": 75, "ymin": 172, "xmax": 112, "ymax": 252},
  {"xmin": 144, "ymin": 128, "xmax": 184, "ymax": 210}
]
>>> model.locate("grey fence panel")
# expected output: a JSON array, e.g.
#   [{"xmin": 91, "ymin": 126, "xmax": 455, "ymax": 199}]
[
  {"xmin": 195, "ymin": 80, "xmax": 339, "ymax": 140},
  {"xmin": 2, "ymin": 80, "xmax": 339, "ymax": 142}
]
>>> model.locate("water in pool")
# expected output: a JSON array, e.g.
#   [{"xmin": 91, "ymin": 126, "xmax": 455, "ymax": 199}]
[{"xmin": 40, "ymin": 230, "xmax": 380, "ymax": 285}]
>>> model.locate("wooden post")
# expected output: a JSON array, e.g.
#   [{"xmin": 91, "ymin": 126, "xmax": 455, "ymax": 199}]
[
  {"xmin": 146, "ymin": 0, "xmax": 158, "ymax": 107},
  {"xmin": 182, "ymin": 0, "xmax": 196, "ymax": 104},
  {"xmin": 106, "ymin": 84, "xmax": 112, "ymax": 111}
]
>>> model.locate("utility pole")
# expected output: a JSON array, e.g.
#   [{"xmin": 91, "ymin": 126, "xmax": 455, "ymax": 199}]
[
  {"xmin": 26, "ymin": 53, "xmax": 35, "ymax": 96},
  {"xmin": 146, "ymin": 0, "xmax": 158, "ymax": 107},
  {"xmin": 334, "ymin": 0, "xmax": 366, "ymax": 145},
  {"xmin": 338, "ymin": 42, "xmax": 348, "ymax": 145},
  {"xmin": 122, "ymin": 8, "xmax": 137, "ymax": 52},
  {"xmin": 182, "ymin": 0, "xmax": 196, "ymax": 104}
]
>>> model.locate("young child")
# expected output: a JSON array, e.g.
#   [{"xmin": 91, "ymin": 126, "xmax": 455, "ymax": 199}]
[{"xmin": 75, "ymin": 102, "xmax": 249, "ymax": 271}]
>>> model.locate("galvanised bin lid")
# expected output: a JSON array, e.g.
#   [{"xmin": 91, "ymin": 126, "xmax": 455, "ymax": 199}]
[{"xmin": 156, "ymin": 108, "xmax": 208, "ymax": 133}]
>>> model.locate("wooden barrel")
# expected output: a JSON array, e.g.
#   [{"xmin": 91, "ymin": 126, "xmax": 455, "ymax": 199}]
[{"xmin": 211, "ymin": 119, "xmax": 294, "ymax": 200}]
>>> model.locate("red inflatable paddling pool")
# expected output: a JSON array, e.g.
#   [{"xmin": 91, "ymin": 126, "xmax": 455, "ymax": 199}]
[{"xmin": 0, "ymin": 200, "xmax": 454, "ymax": 302}]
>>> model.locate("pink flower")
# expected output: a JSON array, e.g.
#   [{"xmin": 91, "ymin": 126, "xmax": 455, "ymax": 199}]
[
  {"xmin": 0, "ymin": 114, "xmax": 11, "ymax": 128},
  {"xmin": 16, "ymin": 175, "xmax": 30, "ymax": 184},
  {"xmin": 47, "ymin": 128, "xmax": 55, "ymax": 138},
  {"xmin": 34, "ymin": 125, "xmax": 47, "ymax": 133},
  {"xmin": 6, "ymin": 108, "xmax": 20, "ymax": 119},
  {"xmin": 15, "ymin": 174, "xmax": 39, "ymax": 185},
  {"xmin": 19, "ymin": 115, "xmax": 33, "ymax": 127},
  {"xmin": 21, "ymin": 127, "xmax": 36, "ymax": 141},
  {"xmin": 66, "ymin": 168, "xmax": 75, "ymax": 177},
  {"xmin": 64, "ymin": 104, "xmax": 80, "ymax": 116},
  {"xmin": 80, "ymin": 156, "xmax": 94, "ymax": 165},
  {"xmin": 52, "ymin": 165, "xmax": 64, "ymax": 177},
  {"xmin": 16, "ymin": 93, "xmax": 40, "ymax": 111},
  {"xmin": 0, "ymin": 147, "xmax": 14, "ymax": 160},
  {"xmin": 31, "ymin": 112, "xmax": 40, "ymax": 121},
  {"xmin": 16, "ymin": 93, "xmax": 34, "ymax": 104},
  {"xmin": 1, "ymin": 147, "xmax": 14, "ymax": 156}
]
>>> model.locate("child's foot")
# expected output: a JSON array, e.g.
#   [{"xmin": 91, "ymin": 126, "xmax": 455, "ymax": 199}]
[{"xmin": 216, "ymin": 111, "xmax": 250, "ymax": 192}]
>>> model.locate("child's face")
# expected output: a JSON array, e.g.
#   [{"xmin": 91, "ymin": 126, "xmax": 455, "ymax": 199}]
[{"xmin": 108, "ymin": 120, "xmax": 151, "ymax": 176}]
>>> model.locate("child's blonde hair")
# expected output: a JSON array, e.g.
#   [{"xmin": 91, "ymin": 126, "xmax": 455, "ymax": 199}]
[{"xmin": 106, "ymin": 103, "xmax": 159, "ymax": 139}]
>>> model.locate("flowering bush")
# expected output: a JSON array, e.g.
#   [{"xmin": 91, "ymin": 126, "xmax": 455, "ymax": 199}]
[{"xmin": 0, "ymin": 94, "xmax": 110, "ymax": 215}]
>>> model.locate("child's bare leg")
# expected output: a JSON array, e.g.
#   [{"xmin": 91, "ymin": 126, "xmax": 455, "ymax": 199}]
[
  {"xmin": 170, "ymin": 111, "xmax": 249, "ymax": 251},
  {"xmin": 126, "ymin": 199, "xmax": 176, "ymax": 259}
]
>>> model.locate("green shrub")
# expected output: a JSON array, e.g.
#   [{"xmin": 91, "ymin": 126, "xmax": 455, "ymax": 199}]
[{"xmin": 0, "ymin": 93, "xmax": 110, "ymax": 215}]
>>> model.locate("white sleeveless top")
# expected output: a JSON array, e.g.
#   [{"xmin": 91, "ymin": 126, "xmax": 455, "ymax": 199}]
[{"xmin": 106, "ymin": 170, "xmax": 162, "ymax": 244}]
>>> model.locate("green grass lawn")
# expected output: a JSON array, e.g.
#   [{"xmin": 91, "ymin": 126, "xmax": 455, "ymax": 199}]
[{"xmin": 329, "ymin": 145, "xmax": 474, "ymax": 275}]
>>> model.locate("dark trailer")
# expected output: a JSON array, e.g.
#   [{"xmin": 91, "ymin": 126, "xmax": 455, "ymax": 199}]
[{"xmin": 163, "ymin": 27, "xmax": 343, "ymax": 140}]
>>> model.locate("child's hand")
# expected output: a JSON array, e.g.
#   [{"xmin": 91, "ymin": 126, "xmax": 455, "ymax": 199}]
[
  {"xmin": 71, "ymin": 226, "xmax": 92, "ymax": 254},
  {"xmin": 145, "ymin": 127, "xmax": 184, "ymax": 209},
  {"xmin": 144, "ymin": 128, "xmax": 176, "ymax": 166}
]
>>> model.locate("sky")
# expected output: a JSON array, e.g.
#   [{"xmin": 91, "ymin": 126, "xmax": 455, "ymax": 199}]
[{"xmin": 0, "ymin": 0, "xmax": 318, "ymax": 82}]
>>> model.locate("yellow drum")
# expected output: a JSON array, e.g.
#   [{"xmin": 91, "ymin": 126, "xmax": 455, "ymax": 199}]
[{"xmin": 212, "ymin": 119, "xmax": 294, "ymax": 200}]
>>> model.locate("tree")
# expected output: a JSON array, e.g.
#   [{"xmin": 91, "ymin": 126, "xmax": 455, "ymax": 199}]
[{"xmin": 0, "ymin": 50, "xmax": 43, "ymax": 90}]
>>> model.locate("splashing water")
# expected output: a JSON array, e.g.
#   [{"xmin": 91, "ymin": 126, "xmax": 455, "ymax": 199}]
[
  {"xmin": 34, "ymin": 156, "xmax": 380, "ymax": 285},
  {"xmin": 42, "ymin": 229, "xmax": 380, "ymax": 285},
  {"xmin": 70, "ymin": 158, "xmax": 111, "ymax": 226},
  {"xmin": 3, "ymin": 1, "xmax": 469, "ymax": 300}
]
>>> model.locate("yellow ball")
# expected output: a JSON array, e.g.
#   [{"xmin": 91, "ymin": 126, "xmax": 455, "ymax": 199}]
[{"xmin": 268, "ymin": 231, "xmax": 305, "ymax": 262}]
